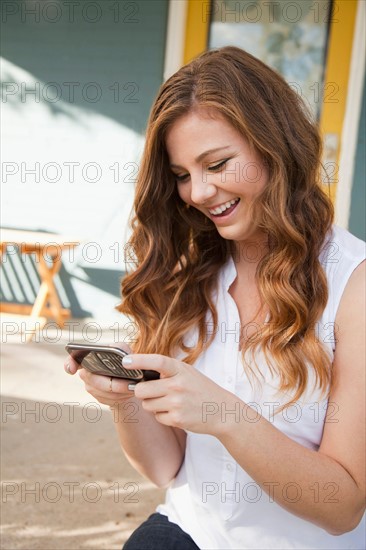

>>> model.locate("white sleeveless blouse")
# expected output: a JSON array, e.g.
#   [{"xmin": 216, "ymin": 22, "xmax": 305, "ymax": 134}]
[{"xmin": 156, "ymin": 224, "xmax": 366, "ymax": 549}]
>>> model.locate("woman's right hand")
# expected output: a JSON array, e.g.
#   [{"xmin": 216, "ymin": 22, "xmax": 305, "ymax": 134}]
[{"xmin": 64, "ymin": 343, "xmax": 136, "ymax": 408}]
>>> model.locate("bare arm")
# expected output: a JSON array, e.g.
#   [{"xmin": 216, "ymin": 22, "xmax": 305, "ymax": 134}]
[
  {"xmin": 214, "ymin": 260, "xmax": 366, "ymax": 534},
  {"xmin": 65, "ymin": 349, "xmax": 186, "ymax": 488},
  {"xmin": 109, "ymin": 393, "xmax": 187, "ymax": 487}
]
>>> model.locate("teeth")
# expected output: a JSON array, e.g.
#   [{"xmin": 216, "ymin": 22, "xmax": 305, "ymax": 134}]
[{"xmin": 209, "ymin": 198, "xmax": 239, "ymax": 215}]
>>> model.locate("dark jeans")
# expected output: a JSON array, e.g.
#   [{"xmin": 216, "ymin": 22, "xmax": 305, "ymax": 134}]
[{"xmin": 123, "ymin": 512, "xmax": 201, "ymax": 550}]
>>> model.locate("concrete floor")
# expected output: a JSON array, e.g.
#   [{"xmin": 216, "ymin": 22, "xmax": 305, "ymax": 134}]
[{"xmin": 0, "ymin": 320, "xmax": 165, "ymax": 549}]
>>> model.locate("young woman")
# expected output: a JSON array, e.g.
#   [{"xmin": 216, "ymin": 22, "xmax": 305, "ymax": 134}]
[{"xmin": 65, "ymin": 46, "xmax": 365, "ymax": 549}]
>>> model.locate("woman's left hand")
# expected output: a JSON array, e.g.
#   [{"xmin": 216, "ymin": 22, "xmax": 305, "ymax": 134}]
[{"xmin": 123, "ymin": 354, "xmax": 236, "ymax": 435}]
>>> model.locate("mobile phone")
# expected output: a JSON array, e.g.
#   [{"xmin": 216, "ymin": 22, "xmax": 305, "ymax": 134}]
[{"xmin": 65, "ymin": 343, "xmax": 160, "ymax": 381}]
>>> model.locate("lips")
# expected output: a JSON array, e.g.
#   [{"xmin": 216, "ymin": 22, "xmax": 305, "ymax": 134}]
[
  {"xmin": 208, "ymin": 197, "xmax": 240, "ymax": 216},
  {"xmin": 208, "ymin": 197, "xmax": 240, "ymax": 215}
]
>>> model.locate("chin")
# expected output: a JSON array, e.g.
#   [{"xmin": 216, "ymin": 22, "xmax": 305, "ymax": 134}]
[
  {"xmin": 217, "ymin": 224, "xmax": 245, "ymax": 237},
  {"xmin": 216, "ymin": 228, "xmax": 241, "ymax": 241}
]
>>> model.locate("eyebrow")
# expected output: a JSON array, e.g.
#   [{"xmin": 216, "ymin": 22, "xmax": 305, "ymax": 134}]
[{"xmin": 169, "ymin": 146, "xmax": 231, "ymax": 169}]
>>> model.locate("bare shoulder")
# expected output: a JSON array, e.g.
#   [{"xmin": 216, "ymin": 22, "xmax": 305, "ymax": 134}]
[
  {"xmin": 319, "ymin": 259, "xmax": 365, "ymax": 492},
  {"xmin": 334, "ymin": 259, "xmax": 365, "ymax": 334}
]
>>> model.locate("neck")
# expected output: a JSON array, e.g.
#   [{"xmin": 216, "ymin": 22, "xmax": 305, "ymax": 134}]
[{"xmin": 232, "ymin": 236, "xmax": 269, "ymax": 272}]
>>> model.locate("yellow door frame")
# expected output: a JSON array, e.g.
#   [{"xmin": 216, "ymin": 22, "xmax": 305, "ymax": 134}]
[
  {"xmin": 319, "ymin": 0, "xmax": 358, "ymax": 203},
  {"xmin": 183, "ymin": 0, "xmax": 211, "ymax": 65}
]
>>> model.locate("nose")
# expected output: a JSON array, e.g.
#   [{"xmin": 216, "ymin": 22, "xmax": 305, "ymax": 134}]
[{"xmin": 190, "ymin": 172, "xmax": 217, "ymax": 206}]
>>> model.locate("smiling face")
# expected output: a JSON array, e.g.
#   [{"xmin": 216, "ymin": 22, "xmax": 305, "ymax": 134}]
[{"xmin": 165, "ymin": 107, "xmax": 269, "ymax": 257}]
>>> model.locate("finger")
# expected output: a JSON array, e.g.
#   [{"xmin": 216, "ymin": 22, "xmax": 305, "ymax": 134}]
[
  {"xmin": 64, "ymin": 357, "xmax": 80, "ymax": 375},
  {"xmin": 141, "ymin": 397, "xmax": 170, "ymax": 414},
  {"xmin": 122, "ymin": 354, "xmax": 179, "ymax": 378},
  {"xmin": 134, "ymin": 379, "xmax": 167, "ymax": 400},
  {"xmin": 78, "ymin": 369, "xmax": 134, "ymax": 393}
]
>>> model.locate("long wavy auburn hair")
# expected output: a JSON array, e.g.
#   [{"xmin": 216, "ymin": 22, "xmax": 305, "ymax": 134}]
[{"xmin": 116, "ymin": 46, "xmax": 335, "ymax": 412}]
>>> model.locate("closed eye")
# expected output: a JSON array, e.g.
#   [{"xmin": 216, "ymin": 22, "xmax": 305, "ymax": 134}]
[
  {"xmin": 208, "ymin": 159, "xmax": 229, "ymax": 172},
  {"xmin": 174, "ymin": 173, "xmax": 189, "ymax": 182},
  {"xmin": 173, "ymin": 159, "xmax": 229, "ymax": 183}
]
